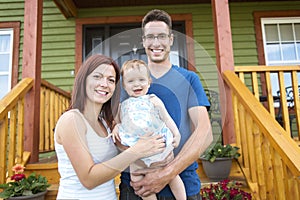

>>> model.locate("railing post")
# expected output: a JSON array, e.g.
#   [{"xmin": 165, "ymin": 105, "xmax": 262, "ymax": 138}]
[
  {"xmin": 211, "ymin": 0, "xmax": 235, "ymax": 144},
  {"xmin": 22, "ymin": 0, "xmax": 43, "ymax": 163}
]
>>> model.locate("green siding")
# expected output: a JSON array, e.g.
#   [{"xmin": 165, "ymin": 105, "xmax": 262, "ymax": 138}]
[
  {"xmin": 230, "ymin": 1, "xmax": 300, "ymax": 67},
  {"xmin": 42, "ymin": 0, "xmax": 76, "ymax": 91},
  {"xmin": 1, "ymin": 0, "xmax": 300, "ymax": 92},
  {"xmin": 0, "ymin": 0, "xmax": 24, "ymax": 83}
]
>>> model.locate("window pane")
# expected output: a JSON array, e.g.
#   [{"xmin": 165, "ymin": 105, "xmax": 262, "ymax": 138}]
[
  {"xmin": 280, "ymin": 24, "xmax": 293, "ymax": 41},
  {"xmin": 170, "ymin": 51, "xmax": 179, "ymax": 66},
  {"xmin": 266, "ymin": 43, "xmax": 281, "ymax": 61},
  {"xmin": 295, "ymin": 23, "xmax": 300, "ymax": 40},
  {"xmin": 282, "ymin": 42, "xmax": 296, "ymax": 60},
  {"xmin": 0, "ymin": 34, "xmax": 11, "ymax": 52},
  {"xmin": 0, "ymin": 54, "xmax": 9, "ymax": 71},
  {"xmin": 265, "ymin": 24, "xmax": 279, "ymax": 41},
  {"xmin": 297, "ymin": 42, "xmax": 300, "ymax": 60},
  {"xmin": 0, "ymin": 75, "xmax": 8, "ymax": 99}
]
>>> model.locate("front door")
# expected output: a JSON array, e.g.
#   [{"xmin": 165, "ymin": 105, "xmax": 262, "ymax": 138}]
[{"xmin": 83, "ymin": 22, "xmax": 187, "ymax": 68}]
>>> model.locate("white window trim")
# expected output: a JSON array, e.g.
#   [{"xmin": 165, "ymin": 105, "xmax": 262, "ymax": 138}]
[
  {"xmin": 0, "ymin": 28, "xmax": 14, "ymax": 97},
  {"xmin": 261, "ymin": 17, "xmax": 300, "ymax": 66}
]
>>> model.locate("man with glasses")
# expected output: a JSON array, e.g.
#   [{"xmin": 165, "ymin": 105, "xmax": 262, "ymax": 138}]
[{"xmin": 119, "ymin": 9, "xmax": 213, "ymax": 200}]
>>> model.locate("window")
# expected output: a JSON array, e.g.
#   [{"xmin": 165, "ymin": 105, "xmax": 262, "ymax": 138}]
[
  {"xmin": 0, "ymin": 22, "xmax": 20, "ymax": 99},
  {"xmin": 0, "ymin": 29, "xmax": 13, "ymax": 99},
  {"xmin": 262, "ymin": 18, "xmax": 300, "ymax": 65},
  {"xmin": 261, "ymin": 17, "xmax": 300, "ymax": 96}
]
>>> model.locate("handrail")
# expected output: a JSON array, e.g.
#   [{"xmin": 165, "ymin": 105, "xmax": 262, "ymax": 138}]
[
  {"xmin": 0, "ymin": 78, "xmax": 33, "ymax": 184},
  {"xmin": 234, "ymin": 65, "xmax": 300, "ymax": 140},
  {"xmin": 0, "ymin": 78, "xmax": 33, "ymax": 119},
  {"xmin": 39, "ymin": 79, "xmax": 71, "ymax": 152},
  {"xmin": 223, "ymin": 70, "xmax": 300, "ymax": 200}
]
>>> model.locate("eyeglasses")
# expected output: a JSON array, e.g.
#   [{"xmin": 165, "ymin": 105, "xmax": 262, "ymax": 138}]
[{"xmin": 143, "ymin": 33, "xmax": 170, "ymax": 43}]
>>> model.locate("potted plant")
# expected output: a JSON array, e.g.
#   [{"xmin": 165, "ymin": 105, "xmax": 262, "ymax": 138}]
[
  {"xmin": 200, "ymin": 179, "xmax": 252, "ymax": 199},
  {"xmin": 0, "ymin": 164, "xmax": 51, "ymax": 200},
  {"xmin": 200, "ymin": 143, "xmax": 240, "ymax": 181}
]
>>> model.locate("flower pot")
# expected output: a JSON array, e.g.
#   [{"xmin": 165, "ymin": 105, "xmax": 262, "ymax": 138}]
[
  {"xmin": 200, "ymin": 157, "xmax": 233, "ymax": 182},
  {"xmin": 7, "ymin": 191, "xmax": 47, "ymax": 200}
]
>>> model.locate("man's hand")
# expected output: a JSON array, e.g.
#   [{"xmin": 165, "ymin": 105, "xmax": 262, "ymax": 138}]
[{"xmin": 130, "ymin": 166, "xmax": 174, "ymax": 197}]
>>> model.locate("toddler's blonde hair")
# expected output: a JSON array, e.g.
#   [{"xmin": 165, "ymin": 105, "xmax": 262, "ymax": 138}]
[{"xmin": 121, "ymin": 59, "xmax": 150, "ymax": 79}]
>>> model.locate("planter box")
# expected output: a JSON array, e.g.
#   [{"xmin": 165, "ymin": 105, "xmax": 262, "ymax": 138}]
[
  {"xmin": 200, "ymin": 157, "xmax": 233, "ymax": 182},
  {"xmin": 7, "ymin": 191, "xmax": 47, "ymax": 200}
]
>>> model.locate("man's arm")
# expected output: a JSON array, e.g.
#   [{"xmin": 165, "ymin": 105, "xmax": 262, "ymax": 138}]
[{"xmin": 131, "ymin": 106, "xmax": 213, "ymax": 197}]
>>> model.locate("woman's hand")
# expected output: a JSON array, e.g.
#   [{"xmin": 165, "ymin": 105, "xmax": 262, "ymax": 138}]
[{"xmin": 130, "ymin": 133, "xmax": 165, "ymax": 158}]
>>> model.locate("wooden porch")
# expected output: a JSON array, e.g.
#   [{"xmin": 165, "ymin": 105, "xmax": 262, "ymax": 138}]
[
  {"xmin": 0, "ymin": 0, "xmax": 299, "ymax": 199},
  {"xmin": 1, "ymin": 65, "xmax": 300, "ymax": 199}
]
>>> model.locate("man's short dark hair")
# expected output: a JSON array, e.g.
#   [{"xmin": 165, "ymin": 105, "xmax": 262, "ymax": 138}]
[{"xmin": 142, "ymin": 9, "xmax": 172, "ymax": 34}]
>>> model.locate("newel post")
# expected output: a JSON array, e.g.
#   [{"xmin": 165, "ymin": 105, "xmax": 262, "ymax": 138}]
[
  {"xmin": 211, "ymin": 0, "xmax": 235, "ymax": 144},
  {"xmin": 22, "ymin": 0, "xmax": 43, "ymax": 163}
]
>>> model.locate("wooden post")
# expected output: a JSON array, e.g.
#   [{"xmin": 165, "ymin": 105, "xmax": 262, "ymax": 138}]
[
  {"xmin": 22, "ymin": 0, "xmax": 43, "ymax": 163},
  {"xmin": 211, "ymin": 0, "xmax": 235, "ymax": 144}
]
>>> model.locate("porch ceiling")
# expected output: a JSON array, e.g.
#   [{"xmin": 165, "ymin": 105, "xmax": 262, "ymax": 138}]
[{"xmin": 53, "ymin": 0, "xmax": 288, "ymax": 18}]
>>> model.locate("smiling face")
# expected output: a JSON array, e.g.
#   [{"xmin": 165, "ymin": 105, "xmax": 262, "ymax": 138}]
[
  {"xmin": 143, "ymin": 21, "xmax": 174, "ymax": 64},
  {"xmin": 85, "ymin": 64, "xmax": 116, "ymax": 105},
  {"xmin": 122, "ymin": 65, "xmax": 150, "ymax": 97}
]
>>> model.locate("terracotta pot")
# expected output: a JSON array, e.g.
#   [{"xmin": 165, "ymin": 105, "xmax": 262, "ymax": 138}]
[
  {"xmin": 200, "ymin": 157, "xmax": 233, "ymax": 182},
  {"xmin": 7, "ymin": 191, "xmax": 47, "ymax": 200}
]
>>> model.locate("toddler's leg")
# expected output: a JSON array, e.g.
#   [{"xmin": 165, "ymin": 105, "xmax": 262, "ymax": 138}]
[
  {"xmin": 168, "ymin": 175, "xmax": 186, "ymax": 200},
  {"xmin": 130, "ymin": 163, "xmax": 157, "ymax": 200}
]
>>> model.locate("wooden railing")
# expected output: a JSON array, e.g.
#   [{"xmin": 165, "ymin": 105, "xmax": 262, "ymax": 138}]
[
  {"xmin": 223, "ymin": 71, "xmax": 300, "ymax": 200},
  {"xmin": 39, "ymin": 80, "xmax": 70, "ymax": 152},
  {"xmin": 0, "ymin": 78, "xmax": 33, "ymax": 183},
  {"xmin": 0, "ymin": 78, "xmax": 70, "ymax": 184},
  {"xmin": 235, "ymin": 65, "xmax": 300, "ymax": 140}
]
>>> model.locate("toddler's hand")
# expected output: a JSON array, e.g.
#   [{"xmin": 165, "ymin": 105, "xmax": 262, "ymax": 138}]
[
  {"xmin": 111, "ymin": 124, "xmax": 121, "ymax": 143},
  {"xmin": 172, "ymin": 134, "xmax": 181, "ymax": 148}
]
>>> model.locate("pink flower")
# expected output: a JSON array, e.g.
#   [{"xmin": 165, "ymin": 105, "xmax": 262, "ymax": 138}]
[
  {"xmin": 12, "ymin": 164, "xmax": 25, "ymax": 173},
  {"xmin": 200, "ymin": 179, "xmax": 252, "ymax": 200}
]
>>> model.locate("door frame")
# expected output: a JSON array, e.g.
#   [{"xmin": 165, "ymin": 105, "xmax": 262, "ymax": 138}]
[{"xmin": 75, "ymin": 14, "xmax": 194, "ymax": 73}]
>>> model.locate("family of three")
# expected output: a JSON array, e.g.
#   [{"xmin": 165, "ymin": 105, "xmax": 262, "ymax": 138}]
[{"xmin": 54, "ymin": 9, "xmax": 213, "ymax": 200}]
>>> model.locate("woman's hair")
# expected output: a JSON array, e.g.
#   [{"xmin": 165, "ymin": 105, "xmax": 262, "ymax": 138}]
[
  {"xmin": 142, "ymin": 9, "xmax": 172, "ymax": 33},
  {"xmin": 71, "ymin": 54, "xmax": 120, "ymax": 129},
  {"xmin": 121, "ymin": 59, "xmax": 150, "ymax": 79}
]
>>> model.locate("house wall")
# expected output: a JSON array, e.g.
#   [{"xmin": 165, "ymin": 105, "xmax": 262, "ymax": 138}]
[
  {"xmin": 0, "ymin": 0, "xmax": 299, "ymax": 92},
  {"xmin": 0, "ymin": 0, "xmax": 24, "ymax": 82},
  {"xmin": 230, "ymin": 2, "xmax": 300, "ymax": 66}
]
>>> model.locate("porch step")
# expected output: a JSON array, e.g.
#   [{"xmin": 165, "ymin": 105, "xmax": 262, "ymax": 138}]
[
  {"xmin": 24, "ymin": 152, "xmax": 60, "ymax": 200},
  {"xmin": 45, "ymin": 184, "xmax": 59, "ymax": 200},
  {"xmin": 24, "ymin": 162, "xmax": 60, "ymax": 185}
]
